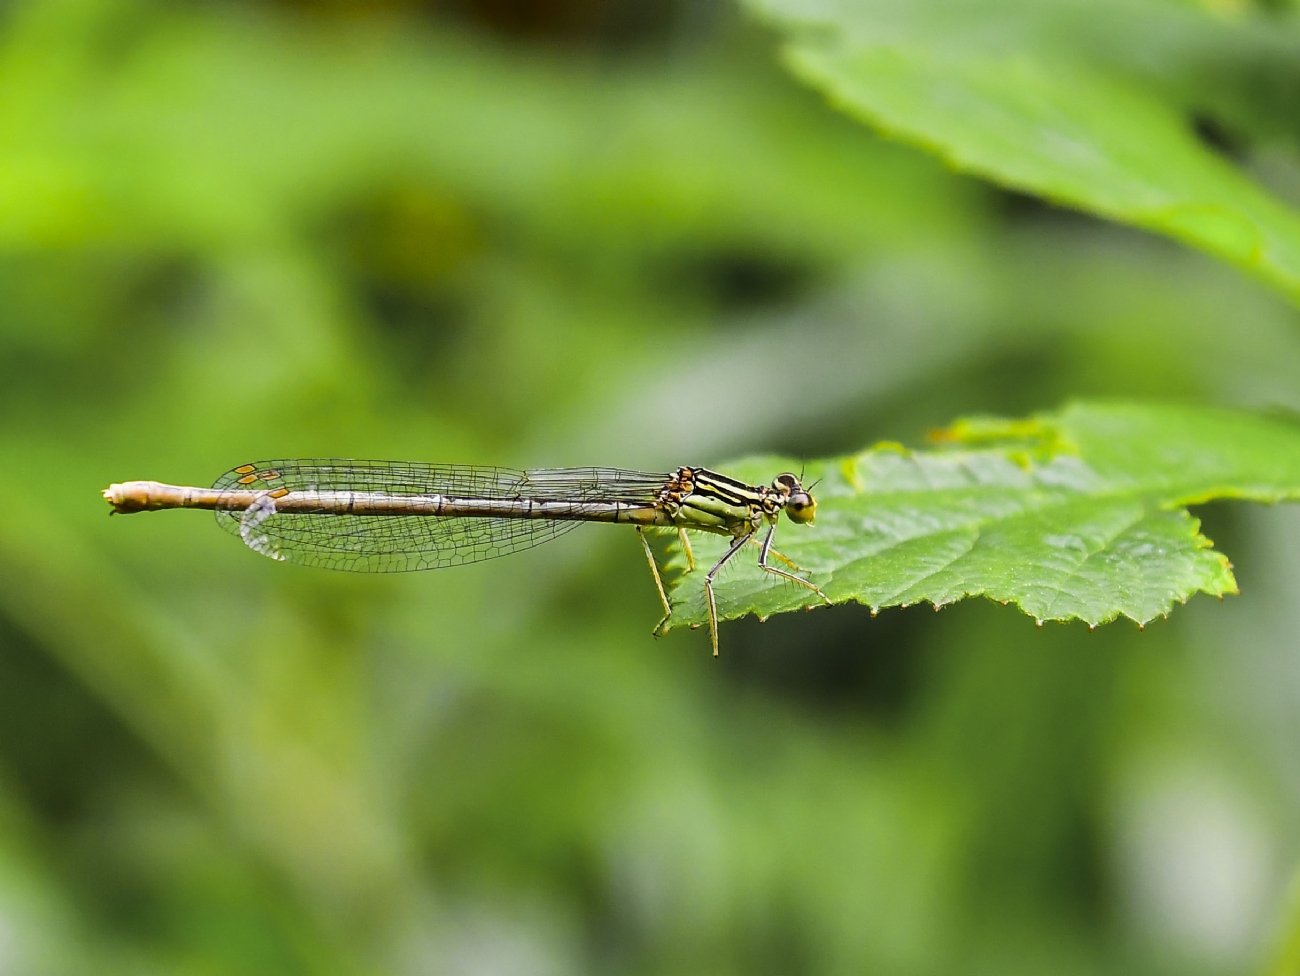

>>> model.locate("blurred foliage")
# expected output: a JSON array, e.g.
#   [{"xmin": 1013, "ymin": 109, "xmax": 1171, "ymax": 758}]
[{"xmin": 2, "ymin": 0, "xmax": 1300, "ymax": 974}]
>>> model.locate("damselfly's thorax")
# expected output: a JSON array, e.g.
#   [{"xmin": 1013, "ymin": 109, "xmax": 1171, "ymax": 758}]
[{"xmin": 656, "ymin": 466, "xmax": 817, "ymax": 537}]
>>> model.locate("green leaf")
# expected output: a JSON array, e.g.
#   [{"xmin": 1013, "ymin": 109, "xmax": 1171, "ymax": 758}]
[
  {"xmin": 744, "ymin": 0, "xmax": 1300, "ymax": 304},
  {"xmin": 662, "ymin": 403, "xmax": 1300, "ymax": 634}
]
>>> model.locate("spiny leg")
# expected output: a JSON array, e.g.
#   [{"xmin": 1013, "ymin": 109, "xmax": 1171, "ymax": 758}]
[
  {"xmin": 746, "ymin": 533, "xmax": 802, "ymax": 572},
  {"xmin": 758, "ymin": 523, "xmax": 831, "ymax": 606},
  {"xmin": 704, "ymin": 531, "xmax": 753, "ymax": 657},
  {"xmin": 638, "ymin": 527, "xmax": 674, "ymax": 635},
  {"xmin": 677, "ymin": 528, "xmax": 696, "ymax": 572}
]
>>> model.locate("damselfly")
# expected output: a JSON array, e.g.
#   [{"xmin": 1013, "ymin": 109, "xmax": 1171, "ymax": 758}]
[{"xmin": 102, "ymin": 461, "xmax": 830, "ymax": 655}]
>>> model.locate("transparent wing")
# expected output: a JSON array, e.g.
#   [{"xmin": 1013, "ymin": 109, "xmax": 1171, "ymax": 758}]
[{"xmin": 212, "ymin": 460, "xmax": 670, "ymax": 573}]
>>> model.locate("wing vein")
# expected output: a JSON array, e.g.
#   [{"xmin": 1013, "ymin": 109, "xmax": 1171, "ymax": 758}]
[{"xmin": 210, "ymin": 460, "xmax": 670, "ymax": 572}]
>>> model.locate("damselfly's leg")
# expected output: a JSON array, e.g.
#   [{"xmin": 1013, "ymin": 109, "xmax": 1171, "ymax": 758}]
[
  {"xmin": 758, "ymin": 524, "xmax": 831, "ymax": 606},
  {"xmin": 639, "ymin": 527, "xmax": 674, "ymax": 635},
  {"xmin": 678, "ymin": 528, "xmax": 696, "ymax": 572},
  {"xmin": 704, "ymin": 531, "xmax": 753, "ymax": 657},
  {"xmin": 746, "ymin": 534, "xmax": 802, "ymax": 572}
]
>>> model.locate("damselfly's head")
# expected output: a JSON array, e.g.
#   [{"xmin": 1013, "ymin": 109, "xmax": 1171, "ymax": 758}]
[{"xmin": 773, "ymin": 472, "xmax": 816, "ymax": 524}]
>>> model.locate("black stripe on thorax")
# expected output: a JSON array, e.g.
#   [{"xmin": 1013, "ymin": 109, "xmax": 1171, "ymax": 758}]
[{"xmin": 691, "ymin": 469, "xmax": 765, "ymax": 506}]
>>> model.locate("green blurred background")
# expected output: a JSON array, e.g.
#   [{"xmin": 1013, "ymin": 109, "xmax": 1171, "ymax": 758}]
[{"xmin": 4, "ymin": 0, "xmax": 1300, "ymax": 973}]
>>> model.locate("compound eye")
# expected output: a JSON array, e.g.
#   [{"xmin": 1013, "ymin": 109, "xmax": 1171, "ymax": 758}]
[
  {"xmin": 785, "ymin": 490, "xmax": 816, "ymax": 524},
  {"xmin": 774, "ymin": 473, "xmax": 799, "ymax": 490}
]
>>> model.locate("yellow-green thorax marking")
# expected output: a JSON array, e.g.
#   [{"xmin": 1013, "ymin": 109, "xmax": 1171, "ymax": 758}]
[{"xmin": 655, "ymin": 467, "xmax": 817, "ymax": 535}]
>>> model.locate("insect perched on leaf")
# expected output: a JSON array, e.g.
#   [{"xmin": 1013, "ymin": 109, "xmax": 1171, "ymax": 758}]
[{"xmin": 103, "ymin": 461, "xmax": 829, "ymax": 655}]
